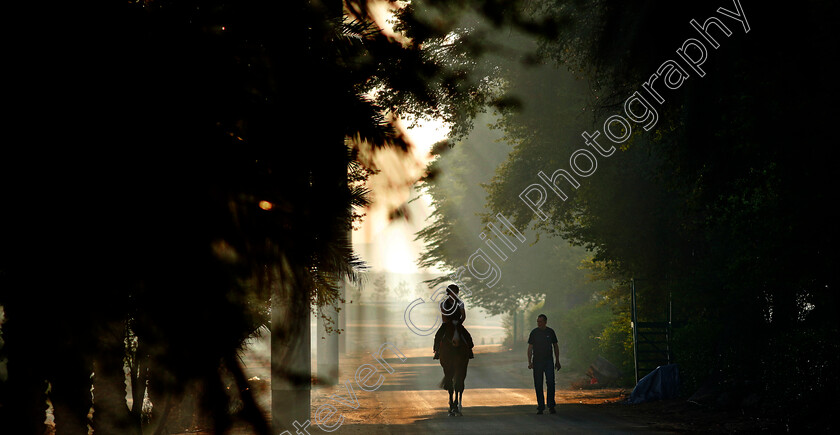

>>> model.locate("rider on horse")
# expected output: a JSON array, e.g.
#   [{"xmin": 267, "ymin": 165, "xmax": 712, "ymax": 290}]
[{"xmin": 433, "ymin": 284, "xmax": 475, "ymax": 360}]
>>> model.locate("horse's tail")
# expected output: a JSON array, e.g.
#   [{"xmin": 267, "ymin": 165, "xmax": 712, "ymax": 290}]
[{"xmin": 438, "ymin": 376, "xmax": 447, "ymax": 390}]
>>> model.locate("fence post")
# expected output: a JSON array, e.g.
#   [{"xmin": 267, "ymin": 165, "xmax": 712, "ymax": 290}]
[{"xmin": 631, "ymin": 278, "xmax": 639, "ymax": 385}]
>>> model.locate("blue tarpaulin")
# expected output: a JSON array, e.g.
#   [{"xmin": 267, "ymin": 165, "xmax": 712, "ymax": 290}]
[{"xmin": 628, "ymin": 364, "xmax": 680, "ymax": 404}]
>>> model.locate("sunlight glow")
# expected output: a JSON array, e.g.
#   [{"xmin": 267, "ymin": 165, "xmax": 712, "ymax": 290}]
[
  {"xmin": 349, "ymin": 2, "xmax": 451, "ymax": 276},
  {"xmin": 399, "ymin": 115, "xmax": 451, "ymax": 161},
  {"xmin": 351, "ymin": 110, "xmax": 449, "ymax": 276},
  {"xmin": 381, "ymin": 224, "xmax": 417, "ymax": 274}
]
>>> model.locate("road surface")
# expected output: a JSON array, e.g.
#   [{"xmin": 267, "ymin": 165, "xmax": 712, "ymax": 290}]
[{"xmin": 298, "ymin": 345, "xmax": 671, "ymax": 434}]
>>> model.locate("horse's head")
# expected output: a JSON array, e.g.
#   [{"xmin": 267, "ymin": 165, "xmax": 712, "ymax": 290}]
[{"xmin": 444, "ymin": 321, "xmax": 462, "ymax": 347}]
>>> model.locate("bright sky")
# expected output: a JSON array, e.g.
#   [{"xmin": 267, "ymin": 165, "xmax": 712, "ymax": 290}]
[
  {"xmin": 350, "ymin": 1, "xmax": 452, "ymax": 276},
  {"xmin": 353, "ymin": 116, "xmax": 449, "ymax": 275}
]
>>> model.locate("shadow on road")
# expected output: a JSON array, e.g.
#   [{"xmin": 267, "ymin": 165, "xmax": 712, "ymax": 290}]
[{"xmin": 336, "ymin": 403, "xmax": 671, "ymax": 434}]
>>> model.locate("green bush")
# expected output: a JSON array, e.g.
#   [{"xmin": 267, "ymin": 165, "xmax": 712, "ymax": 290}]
[
  {"xmin": 555, "ymin": 302, "xmax": 613, "ymax": 372},
  {"xmin": 598, "ymin": 313, "xmax": 635, "ymax": 386},
  {"xmin": 669, "ymin": 319, "xmax": 723, "ymax": 396}
]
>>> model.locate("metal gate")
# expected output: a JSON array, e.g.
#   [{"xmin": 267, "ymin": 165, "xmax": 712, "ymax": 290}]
[{"xmin": 631, "ymin": 278, "xmax": 673, "ymax": 384}]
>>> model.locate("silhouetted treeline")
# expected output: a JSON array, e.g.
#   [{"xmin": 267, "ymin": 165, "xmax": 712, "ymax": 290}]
[
  {"xmin": 414, "ymin": 0, "xmax": 839, "ymax": 430},
  {"xmin": 0, "ymin": 1, "xmax": 495, "ymax": 433},
  {"xmin": 483, "ymin": 0, "xmax": 839, "ymax": 428}
]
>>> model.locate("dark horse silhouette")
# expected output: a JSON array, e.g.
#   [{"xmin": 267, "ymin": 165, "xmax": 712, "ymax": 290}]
[{"xmin": 438, "ymin": 320, "xmax": 470, "ymax": 416}]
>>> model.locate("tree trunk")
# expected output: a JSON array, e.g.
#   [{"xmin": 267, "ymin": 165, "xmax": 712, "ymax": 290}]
[
  {"xmin": 92, "ymin": 320, "xmax": 132, "ymax": 434},
  {"xmin": 4, "ymin": 355, "xmax": 48, "ymax": 435},
  {"xmin": 271, "ymin": 258, "xmax": 312, "ymax": 433},
  {"xmin": 50, "ymin": 358, "xmax": 92, "ymax": 435},
  {"xmin": 126, "ymin": 338, "xmax": 145, "ymax": 434},
  {"xmin": 225, "ymin": 353, "xmax": 271, "ymax": 435}
]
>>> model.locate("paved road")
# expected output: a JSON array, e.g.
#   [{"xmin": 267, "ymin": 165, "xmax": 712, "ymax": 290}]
[{"xmin": 303, "ymin": 346, "xmax": 672, "ymax": 435}]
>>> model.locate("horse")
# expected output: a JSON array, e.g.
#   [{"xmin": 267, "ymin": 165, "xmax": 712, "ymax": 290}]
[{"xmin": 438, "ymin": 320, "xmax": 470, "ymax": 416}]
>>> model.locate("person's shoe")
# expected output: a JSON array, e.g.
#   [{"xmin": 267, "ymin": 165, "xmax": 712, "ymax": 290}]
[
  {"xmin": 548, "ymin": 407, "xmax": 556, "ymax": 414},
  {"xmin": 433, "ymin": 351, "xmax": 440, "ymax": 360},
  {"xmin": 536, "ymin": 409, "xmax": 544, "ymax": 415}
]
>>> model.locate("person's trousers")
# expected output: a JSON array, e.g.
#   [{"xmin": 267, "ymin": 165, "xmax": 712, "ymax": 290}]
[{"xmin": 533, "ymin": 360, "xmax": 556, "ymax": 410}]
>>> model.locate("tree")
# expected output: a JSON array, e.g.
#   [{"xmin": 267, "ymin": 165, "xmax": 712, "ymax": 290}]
[
  {"xmin": 393, "ymin": 280, "xmax": 412, "ymax": 300},
  {"xmin": 0, "ymin": 0, "xmax": 503, "ymax": 433},
  {"xmin": 416, "ymin": 109, "xmax": 607, "ymax": 311},
  {"xmin": 481, "ymin": 0, "xmax": 840, "ymax": 419}
]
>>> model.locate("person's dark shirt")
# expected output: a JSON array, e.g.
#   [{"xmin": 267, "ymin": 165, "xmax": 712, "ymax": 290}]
[
  {"xmin": 528, "ymin": 327, "xmax": 558, "ymax": 363},
  {"xmin": 440, "ymin": 297, "xmax": 465, "ymax": 324}
]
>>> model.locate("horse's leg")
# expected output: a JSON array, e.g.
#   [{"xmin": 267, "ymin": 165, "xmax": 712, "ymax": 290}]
[
  {"xmin": 441, "ymin": 354, "xmax": 454, "ymax": 415},
  {"xmin": 452, "ymin": 389, "xmax": 462, "ymax": 416},
  {"xmin": 454, "ymin": 360, "xmax": 465, "ymax": 395},
  {"xmin": 452, "ymin": 387, "xmax": 459, "ymax": 416},
  {"xmin": 448, "ymin": 359, "xmax": 455, "ymax": 413},
  {"xmin": 448, "ymin": 387, "xmax": 455, "ymax": 415},
  {"xmin": 454, "ymin": 356, "xmax": 467, "ymax": 416}
]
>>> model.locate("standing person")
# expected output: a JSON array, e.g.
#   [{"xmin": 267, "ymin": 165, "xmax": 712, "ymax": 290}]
[
  {"xmin": 433, "ymin": 284, "xmax": 475, "ymax": 359},
  {"xmin": 527, "ymin": 314, "xmax": 561, "ymax": 414}
]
